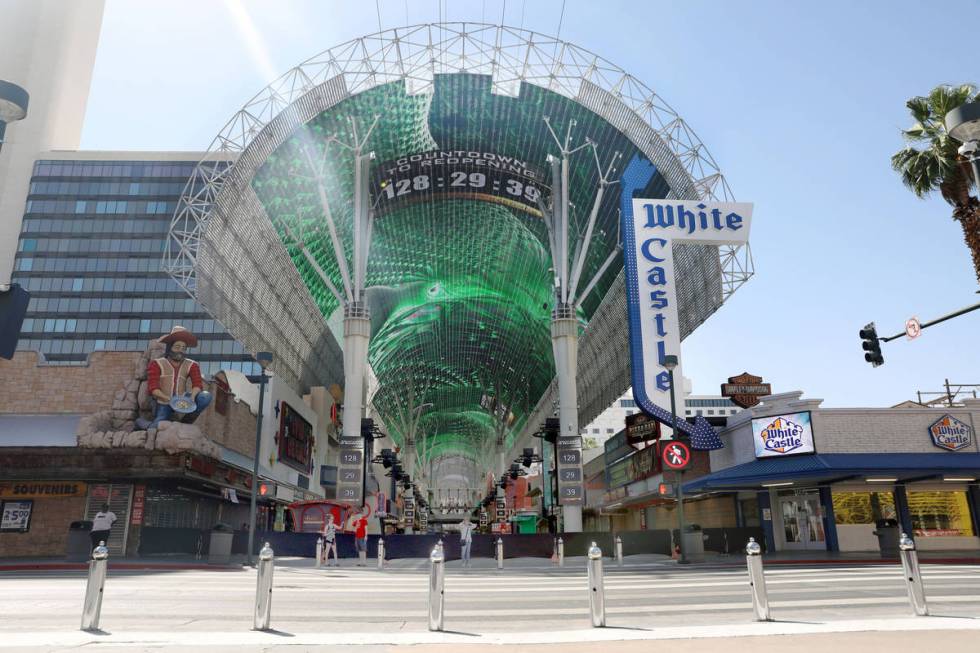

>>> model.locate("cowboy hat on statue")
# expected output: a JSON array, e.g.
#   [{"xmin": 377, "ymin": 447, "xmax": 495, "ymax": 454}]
[{"xmin": 135, "ymin": 326, "xmax": 212, "ymax": 431}]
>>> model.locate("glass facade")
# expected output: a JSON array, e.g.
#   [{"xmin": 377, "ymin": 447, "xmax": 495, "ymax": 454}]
[
  {"xmin": 908, "ymin": 490, "xmax": 976, "ymax": 537},
  {"xmin": 11, "ymin": 159, "xmax": 258, "ymax": 376}
]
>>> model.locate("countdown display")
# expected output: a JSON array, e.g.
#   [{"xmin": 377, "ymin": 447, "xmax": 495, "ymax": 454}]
[
  {"xmin": 373, "ymin": 150, "xmax": 548, "ymax": 217},
  {"xmin": 556, "ymin": 436, "xmax": 584, "ymax": 505},
  {"xmin": 336, "ymin": 437, "xmax": 365, "ymax": 505}
]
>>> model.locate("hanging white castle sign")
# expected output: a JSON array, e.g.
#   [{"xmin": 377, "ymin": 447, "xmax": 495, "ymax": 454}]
[{"xmin": 619, "ymin": 155, "xmax": 753, "ymax": 449}]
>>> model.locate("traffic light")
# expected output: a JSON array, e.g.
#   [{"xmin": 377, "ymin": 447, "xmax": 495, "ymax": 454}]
[
  {"xmin": 859, "ymin": 322, "xmax": 884, "ymax": 367},
  {"xmin": 360, "ymin": 417, "xmax": 374, "ymax": 438},
  {"xmin": 258, "ymin": 482, "xmax": 271, "ymax": 496},
  {"xmin": 522, "ymin": 448, "xmax": 534, "ymax": 467}
]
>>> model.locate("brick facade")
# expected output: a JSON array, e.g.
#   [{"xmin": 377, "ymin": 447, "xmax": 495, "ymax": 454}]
[
  {"xmin": 0, "ymin": 351, "xmax": 140, "ymax": 415},
  {"xmin": 0, "ymin": 495, "xmax": 87, "ymax": 558}
]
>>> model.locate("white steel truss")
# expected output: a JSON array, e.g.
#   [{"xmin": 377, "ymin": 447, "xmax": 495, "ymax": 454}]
[{"xmin": 165, "ymin": 22, "xmax": 753, "ymax": 397}]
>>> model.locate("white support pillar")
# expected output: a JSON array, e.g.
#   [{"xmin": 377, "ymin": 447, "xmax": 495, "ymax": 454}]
[
  {"xmin": 341, "ymin": 304, "xmax": 371, "ymax": 443},
  {"xmin": 551, "ymin": 311, "xmax": 582, "ymax": 532},
  {"xmin": 404, "ymin": 440, "xmax": 415, "ymax": 534}
]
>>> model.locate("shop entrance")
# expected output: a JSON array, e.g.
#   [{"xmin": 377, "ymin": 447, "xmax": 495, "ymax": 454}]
[{"xmin": 777, "ymin": 489, "xmax": 825, "ymax": 551}]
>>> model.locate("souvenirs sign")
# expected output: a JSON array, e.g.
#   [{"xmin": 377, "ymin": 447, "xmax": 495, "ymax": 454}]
[
  {"xmin": 929, "ymin": 414, "xmax": 973, "ymax": 452},
  {"xmin": 751, "ymin": 411, "xmax": 815, "ymax": 458},
  {"xmin": 721, "ymin": 372, "xmax": 772, "ymax": 408},
  {"xmin": 620, "ymin": 154, "xmax": 753, "ymax": 450}
]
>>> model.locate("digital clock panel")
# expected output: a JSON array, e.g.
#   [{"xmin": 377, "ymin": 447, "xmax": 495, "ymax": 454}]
[{"xmin": 372, "ymin": 150, "xmax": 551, "ymax": 217}]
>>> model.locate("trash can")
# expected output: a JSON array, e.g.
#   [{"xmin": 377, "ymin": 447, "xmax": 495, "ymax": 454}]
[
  {"xmin": 66, "ymin": 520, "xmax": 93, "ymax": 562},
  {"xmin": 873, "ymin": 519, "xmax": 900, "ymax": 557},
  {"xmin": 208, "ymin": 523, "xmax": 234, "ymax": 564},
  {"xmin": 681, "ymin": 524, "xmax": 705, "ymax": 563}
]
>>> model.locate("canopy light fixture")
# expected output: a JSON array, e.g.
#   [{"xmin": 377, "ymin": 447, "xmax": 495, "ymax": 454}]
[
  {"xmin": 942, "ymin": 477, "xmax": 976, "ymax": 482},
  {"xmin": 866, "ymin": 477, "xmax": 898, "ymax": 483},
  {"xmin": 761, "ymin": 481, "xmax": 793, "ymax": 488}
]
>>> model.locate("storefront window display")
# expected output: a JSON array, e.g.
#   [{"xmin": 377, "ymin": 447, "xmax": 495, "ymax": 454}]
[
  {"xmin": 907, "ymin": 491, "xmax": 975, "ymax": 537},
  {"xmin": 832, "ymin": 491, "xmax": 896, "ymax": 525}
]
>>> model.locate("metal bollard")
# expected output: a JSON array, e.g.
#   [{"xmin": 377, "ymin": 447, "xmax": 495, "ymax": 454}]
[
  {"xmin": 315, "ymin": 536, "xmax": 323, "ymax": 569},
  {"xmin": 558, "ymin": 537, "xmax": 564, "ymax": 567},
  {"xmin": 378, "ymin": 538, "xmax": 385, "ymax": 570},
  {"xmin": 587, "ymin": 542, "xmax": 606, "ymax": 627},
  {"xmin": 496, "ymin": 537, "xmax": 504, "ymax": 570},
  {"xmin": 428, "ymin": 544, "xmax": 445, "ymax": 631},
  {"xmin": 253, "ymin": 542, "xmax": 274, "ymax": 631},
  {"xmin": 899, "ymin": 533, "xmax": 928, "ymax": 616},
  {"xmin": 745, "ymin": 538, "xmax": 771, "ymax": 621},
  {"xmin": 615, "ymin": 535, "xmax": 623, "ymax": 567},
  {"xmin": 80, "ymin": 541, "xmax": 109, "ymax": 632}
]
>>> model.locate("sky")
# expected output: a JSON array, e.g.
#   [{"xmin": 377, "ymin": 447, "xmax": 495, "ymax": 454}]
[{"xmin": 80, "ymin": 0, "xmax": 980, "ymax": 409}]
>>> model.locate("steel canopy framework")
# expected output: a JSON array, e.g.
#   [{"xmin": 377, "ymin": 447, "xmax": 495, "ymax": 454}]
[{"xmin": 165, "ymin": 23, "xmax": 753, "ymax": 483}]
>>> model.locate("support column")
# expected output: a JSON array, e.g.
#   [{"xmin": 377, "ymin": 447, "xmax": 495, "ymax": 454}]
[
  {"xmin": 404, "ymin": 441, "xmax": 415, "ymax": 534},
  {"xmin": 756, "ymin": 490, "xmax": 776, "ymax": 553},
  {"xmin": 818, "ymin": 486, "xmax": 839, "ymax": 552},
  {"xmin": 552, "ymin": 310, "xmax": 582, "ymax": 533},
  {"xmin": 894, "ymin": 484, "xmax": 913, "ymax": 537},
  {"xmin": 342, "ymin": 304, "xmax": 371, "ymax": 442},
  {"xmin": 496, "ymin": 442, "xmax": 507, "ymax": 482}
]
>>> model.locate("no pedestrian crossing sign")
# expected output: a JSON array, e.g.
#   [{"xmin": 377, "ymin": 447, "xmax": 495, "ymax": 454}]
[{"xmin": 661, "ymin": 440, "xmax": 691, "ymax": 471}]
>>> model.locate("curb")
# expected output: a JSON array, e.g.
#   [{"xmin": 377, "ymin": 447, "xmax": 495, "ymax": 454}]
[{"xmin": 0, "ymin": 562, "xmax": 243, "ymax": 572}]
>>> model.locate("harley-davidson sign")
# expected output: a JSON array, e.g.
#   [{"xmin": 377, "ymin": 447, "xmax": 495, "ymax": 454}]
[{"xmin": 721, "ymin": 372, "xmax": 772, "ymax": 408}]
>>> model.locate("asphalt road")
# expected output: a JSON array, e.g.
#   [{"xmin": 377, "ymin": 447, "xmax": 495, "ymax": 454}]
[{"xmin": 2, "ymin": 558, "xmax": 979, "ymax": 650}]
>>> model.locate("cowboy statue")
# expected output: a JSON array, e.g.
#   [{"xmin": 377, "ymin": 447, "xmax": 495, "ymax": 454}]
[{"xmin": 135, "ymin": 326, "xmax": 212, "ymax": 431}]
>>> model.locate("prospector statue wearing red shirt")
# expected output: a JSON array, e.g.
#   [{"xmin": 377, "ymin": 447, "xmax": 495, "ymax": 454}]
[{"xmin": 135, "ymin": 326, "xmax": 213, "ymax": 431}]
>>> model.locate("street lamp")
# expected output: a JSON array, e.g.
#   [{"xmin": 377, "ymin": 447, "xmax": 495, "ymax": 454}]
[
  {"xmin": 946, "ymin": 101, "xmax": 980, "ymax": 196},
  {"xmin": 663, "ymin": 354, "xmax": 689, "ymax": 565},
  {"xmin": 247, "ymin": 351, "xmax": 273, "ymax": 566},
  {"xmin": 0, "ymin": 80, "xmax": 29, "ymax": 154}
]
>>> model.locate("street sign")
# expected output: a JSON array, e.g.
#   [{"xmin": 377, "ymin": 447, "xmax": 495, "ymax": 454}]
[
  {"xmin": 906, "ymin": 316, "xmax": 922, "ymax": 340},
  {"xmin": 661, "ymin": 441, "xmax": 691, "ymax": 471},
  {"xmin": 336, "ymin": 437, "xmax": 365, "ymax": 505},
  {"xmin": 555, "ymin": 431, "xmax": 584, "ymax": 506}
]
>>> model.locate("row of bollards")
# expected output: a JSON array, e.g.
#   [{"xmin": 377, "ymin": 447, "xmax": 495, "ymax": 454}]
[
  {"xmin": 429, "ymin": 541, "xmax": 445, "ymax": 630},
  {"xmin": 79, "ymin": 532, "xmax": 934, "ymax": 633},
  {"xmin": 743, "ymin": 532, "xmax": 929, "ymax": 621},
  {"xmin": 80, "ymin": 541, "xmax": 108, "ymax": 631}
]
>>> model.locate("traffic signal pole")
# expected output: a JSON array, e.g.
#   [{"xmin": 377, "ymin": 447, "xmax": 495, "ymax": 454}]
[{"xmin": 878, "ymin": 301, "xmax": 980, "ymax": 343}]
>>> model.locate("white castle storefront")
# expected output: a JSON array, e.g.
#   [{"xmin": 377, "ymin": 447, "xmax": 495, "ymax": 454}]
[{"xmin": 685, "ymin": 392, "xmax": 980, "ymax": 553}]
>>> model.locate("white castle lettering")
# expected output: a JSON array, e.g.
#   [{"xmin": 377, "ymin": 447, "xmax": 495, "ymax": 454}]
[{"xmin": 760, "ymin": 417, "xmax": 805, "ymax": 454}]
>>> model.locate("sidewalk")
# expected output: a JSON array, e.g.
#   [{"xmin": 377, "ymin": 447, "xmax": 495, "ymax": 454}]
[
  {"xmin": 3, "ymin": 549, "xmax": 979, "ymax": 573},
  {"xmin": 0, "ymin": 555, "xmax": 245, "ymax": 572}
]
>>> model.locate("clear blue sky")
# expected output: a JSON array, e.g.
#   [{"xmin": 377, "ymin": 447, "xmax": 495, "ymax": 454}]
[{"xmin": 81, "ymin": 0, "xmax": 980, "ymax": 408}]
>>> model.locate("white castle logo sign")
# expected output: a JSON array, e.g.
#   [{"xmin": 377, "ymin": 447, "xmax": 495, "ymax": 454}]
[{"xmin": 928, "ymin": 414, "xmax": 973, "ymax": 452}]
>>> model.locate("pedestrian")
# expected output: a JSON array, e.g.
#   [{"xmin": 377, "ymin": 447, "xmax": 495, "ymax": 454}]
[
  {"xmin": 321, "ymin": 513, "xmax": 339, "ymax": 566},
  {"xmin": 457, "ymin": 514, "xmax": 476, "ymax": 567},
  {"xmin": 89, "ymin": 503, "xmax": 117, "ymax": 551},
  {"xmin": 354, "ymin": 509, "xmax": 369, "ymax": 566}
]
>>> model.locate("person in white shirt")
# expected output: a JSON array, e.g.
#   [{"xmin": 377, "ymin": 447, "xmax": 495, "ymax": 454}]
[
  {"xmin": 320, "ymin": 513, "xmax": 338, "ymax": 566},
  {"xmin": 89, "ymin": 504, "xmax": 117, "ymax": 550},
  {"xmin": 457, "ymin": 514, "xmax": 476, "ymax": 567}
]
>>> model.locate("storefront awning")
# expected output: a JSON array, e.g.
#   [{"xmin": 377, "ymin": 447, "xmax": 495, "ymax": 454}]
[{"xmin": 683, "ymin": 453, "xmax": 980, "ymax": 494}]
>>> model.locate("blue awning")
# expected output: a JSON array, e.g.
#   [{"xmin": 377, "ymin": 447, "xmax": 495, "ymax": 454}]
[{"xmin": 683, "ymin": 453, "xmax": 980, "ymax": 494}]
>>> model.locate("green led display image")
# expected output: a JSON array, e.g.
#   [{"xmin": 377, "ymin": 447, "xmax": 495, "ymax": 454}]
[{"xmin": 252, "ymin": 73, "xmax": 669, "ymax": 467}]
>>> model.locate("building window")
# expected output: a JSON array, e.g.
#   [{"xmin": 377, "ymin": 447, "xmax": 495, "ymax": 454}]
[
  {"xmin": 907, "ymin": 491, "xmax": 975, "ymax": 537},
  {"xmin": 832, "ymin": 491, "xmax": 896, "ymax": 525},
  {"xmin": 606, "ymin": 428, "xmax": 614, "ymax": 434}
]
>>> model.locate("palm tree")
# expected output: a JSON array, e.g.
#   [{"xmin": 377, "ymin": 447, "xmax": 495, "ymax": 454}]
[{"xmin": 892, "ymin": 84, "xmax": 980, "ymax": 286}]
